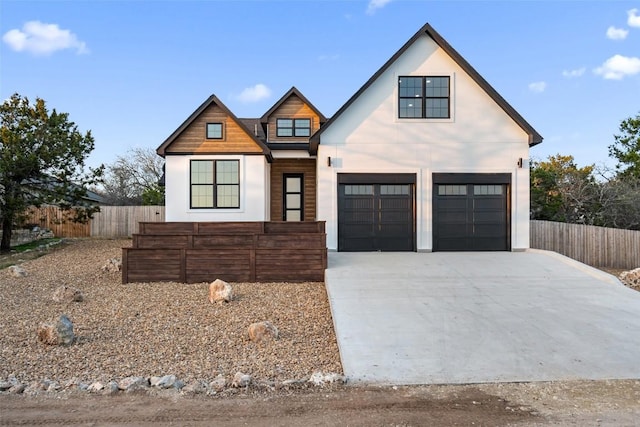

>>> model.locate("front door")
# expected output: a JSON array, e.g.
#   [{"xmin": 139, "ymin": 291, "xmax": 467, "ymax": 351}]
[{"xmin": 283, "ymin": 174, "xmax": 303, "ymax": 221}]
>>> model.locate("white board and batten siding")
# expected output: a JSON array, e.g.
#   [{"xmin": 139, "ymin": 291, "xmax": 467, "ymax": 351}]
[{"xmin": 316, "ymin": 33, "xmax": 531, "ymax": 251}]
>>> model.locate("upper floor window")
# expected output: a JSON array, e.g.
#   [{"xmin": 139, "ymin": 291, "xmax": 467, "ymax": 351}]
[
  {"xmin": 276, "ymin": 118, "xmax": 311, "ymax": 137},
  {"xmin": 206, "ymin": 123, "xmax": 223, "ymax": 139},
  {"xmin": 398, "ymin": 76, "xmax": 450, "ymax": 119},
  {"xmin": 190, "ymin": 159, "xmax": 239, "ymax": 208}
]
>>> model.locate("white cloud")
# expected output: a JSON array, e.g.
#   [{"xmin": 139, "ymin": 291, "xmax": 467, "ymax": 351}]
[
  {"xmin": 366, "ymin": 0, "xmax": 393, "ymax": 15},
  {"xmin": 2, "ymin": 21, "xmax": 88, "ymax": 56},
  {"xmin": 562, "ymin": 67, "xmax": 586, "ymax": 78},
  {"xmin": 628, "ymin": 8, "xmax": 640, "ymax": 27},
  {"xmin": 236, "ymin": 84, "xmax": 272, "ymax": 103},
  {"xmin": 594, "ymin": 54, "xmax": 640, "ymax": 79},
  {"xmin": 606, "ymin": 26, "xmax": 628, "ymax": 40},
  {"xmin": 528, "ymin": 81, "xmax": 547, "ymax": 93}
]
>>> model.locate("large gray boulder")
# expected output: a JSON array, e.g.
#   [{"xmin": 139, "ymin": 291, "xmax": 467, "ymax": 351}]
[{"xmin": 37, "ymin": 315, "xmax": 75, "ymax": 346}]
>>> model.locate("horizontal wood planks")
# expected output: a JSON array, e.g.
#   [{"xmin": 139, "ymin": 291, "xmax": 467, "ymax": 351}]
[
  {"xmin": 123, "ymin": 221, "xmax": 327, "ymax": 284},
  {"xmin": 270, "ymin": 158, "xmax": 317, "ymax": 221},
  {"xmin": 165, "ymin": 103, "xmax": 263, "ymax": 154},
  {"xmin": 267, "ymin": 95, "xmax": 322, "ymax": 142}
]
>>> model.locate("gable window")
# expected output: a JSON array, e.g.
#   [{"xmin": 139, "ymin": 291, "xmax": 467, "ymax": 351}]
[
  {"xmin": 276, "ymin": 118, "xmax": 311, "ymax": 137},
  {"xmin": 206, "ymin": 123, "xmax": 223, "ymax": 139},
  {"xmin": 398, "ymin": 76, "xmax": 450, "ymax": 119},
  {"xmin": 190, "ymin": 159, "xmax": 239, "ymax": 208}
]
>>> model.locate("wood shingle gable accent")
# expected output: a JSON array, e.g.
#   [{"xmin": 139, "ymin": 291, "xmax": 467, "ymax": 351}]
[
  {"xmin": 156, "ymin": 95, "xmax": 272, "ymax": 159},
  {"xmin": 260, "ymin": 87, "xmax": 327, "ymax": 143},
  {"xmin": 309, "ymin": 22, "xmax": 543, "ymax": 155}
]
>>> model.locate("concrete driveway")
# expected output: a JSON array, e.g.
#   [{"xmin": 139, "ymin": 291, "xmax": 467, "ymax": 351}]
[{"xmin": 325, "ymin": 250, "xmax": 640, "ymax": 385}]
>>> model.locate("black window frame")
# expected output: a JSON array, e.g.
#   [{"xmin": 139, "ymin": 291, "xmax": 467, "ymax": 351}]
[
  {"xmin": 283, "ymin": 173, "xmax": 304, "ymax": 221},
  {"xmin": 206, "ymin": 122, "xmax": 224, "ymax": 139},
  {"xmin": 276, "ymin": 118, "xmax": 311, "ymax": 137},
  {"xmin": 190, "ymin": 159, "xmax": 240, "ymax": 209},
  {"xmin": 398, "ymin": 76, "xmax": 450, "ymax": 119}
]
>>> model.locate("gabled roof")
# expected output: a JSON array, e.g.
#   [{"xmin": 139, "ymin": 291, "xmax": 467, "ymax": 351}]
[
  {"xmin": 260, "ymin": 86, "xmax": 327, "ymax": 124},
  {"xmin": 156, "ymin": 95, "xmax": 272, "ymax": 160},
  {"xmin": 310, "ymin": 22, "xmax": 543, "ymax": 154}
]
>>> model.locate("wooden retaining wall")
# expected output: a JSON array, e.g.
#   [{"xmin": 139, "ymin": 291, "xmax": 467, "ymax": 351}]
[
  {"xmin": 122, "ymin": 221, "xmax": 327, "ymax": 284},
  {"xmin": 530, "ymin": 220, "xmax": 640, "ymax": 269}
]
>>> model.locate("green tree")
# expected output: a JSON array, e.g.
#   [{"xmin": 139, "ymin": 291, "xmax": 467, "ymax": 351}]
[
  {"xmin": 609, "ymin": 112, "xmax": 640, "ymax": 179},
  {"xmin": 0, "ymin": 93, "xmax": 104, "ymax": 252},
  {"xmin": 530, "ymin": 154, "xmax": 597, "ymax": 223}
]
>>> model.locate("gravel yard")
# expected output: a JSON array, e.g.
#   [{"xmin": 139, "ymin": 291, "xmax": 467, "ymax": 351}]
[
  {"xmin": 3, "ymin": 239, "xmax": 640, "ymax": 425},
  {"xmin": 0, "ymin": 239, "xmax": 342, "ymax": 386}
]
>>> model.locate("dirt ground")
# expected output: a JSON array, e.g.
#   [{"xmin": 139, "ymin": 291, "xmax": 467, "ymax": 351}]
[{"xmin": 2, "ymin": 380, "xmax": 640, "ymax": 426}]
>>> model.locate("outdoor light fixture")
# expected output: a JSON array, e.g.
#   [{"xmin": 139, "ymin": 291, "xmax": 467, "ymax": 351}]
[
  {"xmin": 517, "ymin": 158, "xmax": 523, "ymax": 168},
  {"xmin": 327, "ymin": 156, "xmax": 332, "ymax": 167}
]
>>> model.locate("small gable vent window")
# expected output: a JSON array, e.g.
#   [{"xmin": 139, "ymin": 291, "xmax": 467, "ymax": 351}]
[
  {"xmin": 398, "ymin": 76, "xmax": 450, "ymax": 119},
  {"xmin": 277, "ymin": 118, "xmax": 311, "ymax": 137},
  {"xmin": 206, "ymin": 123, "xmax": 223, "ymax": 139}
]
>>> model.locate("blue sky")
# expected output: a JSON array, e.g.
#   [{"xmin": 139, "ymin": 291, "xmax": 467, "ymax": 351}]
[{"xmin": 1, "ymin": 0, "xmax": 639, "ymax": 172}]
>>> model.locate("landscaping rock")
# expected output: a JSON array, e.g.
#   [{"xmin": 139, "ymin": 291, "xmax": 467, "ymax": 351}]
[
  {"xmin": 248, "ymin": 321, "xmax": 279, "ymax": 342},
  {"xmin": 151, "ymin": 374, "xmax": 177, "ymax": 389},
  {"xmin": 8, "ymin": 265, "xmax": 27, "ymax": 277},
  {"xmin": 619, "ymin": 268, "xmax": 640, "ymax": 288},
  {"xmin": 0, "ymin": 381, "xmax": 12, "ymax": 391},
  {"xmin": 309, "ymin": 371, "xmax": 346, "ymax": 386},
  {"xmin": 101, "ymin": 257, "xmax": 122, "ymax": 273},
  {"xmin": 36, "ymin": 315, "xmax": 75, "ymax": 346},
  {"xmin": 182, "ymin": 380, "xmax": 206, "ymax": 395},
  {"xmin": 209, "ymin": 375, "xmax": 227, "ymax": 392},
  {"xmin": 208, "ymin": 279, "xmax": 233, "ymax": 303},
  {"xmin": 231, "ymin": 372, "xmax": 251, "ymax": 388},
  {"xmin": 118, "ymin": 376, "xmax": 149, "ymax": 391},
  {"xmin": 88, "ymin": 381, "xmax": 104, "ymax": 392},
  {"xmin": 52, "ymin": 285, "xmax": 84, "ymax": 303},
  {"xmin": 9, "ymin": 384, "xmax": 26, "ymax": 394}
]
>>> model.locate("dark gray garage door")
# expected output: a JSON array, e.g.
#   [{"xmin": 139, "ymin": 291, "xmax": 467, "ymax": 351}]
[
  {"xmin": 433, "ymin": 173, "xmax": 510, "ymax": 251},
  {"xmin": 338, "ymin": 174, "xmax": 415, "ymax": 252}
]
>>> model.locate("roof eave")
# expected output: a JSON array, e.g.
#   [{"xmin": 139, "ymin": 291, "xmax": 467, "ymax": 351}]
[
  {"xmin": 157, "ymin": 95, "xmax": 272, "ymax": 159},
  {"xmin": 314, "ymin": 22, "xmax": 543, "ymax": 148}
]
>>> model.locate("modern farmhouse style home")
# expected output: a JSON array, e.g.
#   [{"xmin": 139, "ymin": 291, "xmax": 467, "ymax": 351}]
[{"xmin": 156, "ymin": 22, "xmax": 542, "ymax": 253}]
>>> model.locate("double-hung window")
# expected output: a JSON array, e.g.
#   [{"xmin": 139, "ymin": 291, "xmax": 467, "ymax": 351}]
[
  {"xmin": 276, "ymin": 118, "xmax": 311, "ymax": 137},
  {"xmin": 398, "ymin": 76, "xmax": 450, "ymax": 119},
  {"xmin": 190, "ymin": 160, "xmax": 239, "ymax": 208}
]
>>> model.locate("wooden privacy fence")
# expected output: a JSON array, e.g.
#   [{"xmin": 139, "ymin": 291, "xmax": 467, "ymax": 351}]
[
  {"xmin": 22, "ymin": 206, "xmax": 165, "ymax": 238},
  {"xmin": 23, "ymin": 206, "xmax": 91, "ymax": 237},
  {"xmin": 122, "ymin": 221, "xmax": 327, "ymax": 284},
  {"xmin": 530, "ymin": 220, "xmax": 640, "ymax": 269},
  {"xmin": 90, "ymin": 206, "xmax": 165, "ymax": 237}
]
